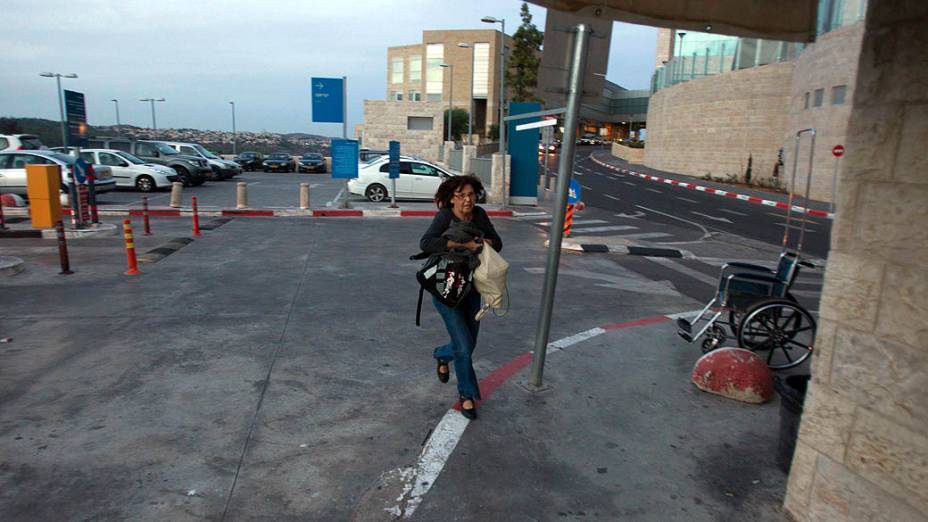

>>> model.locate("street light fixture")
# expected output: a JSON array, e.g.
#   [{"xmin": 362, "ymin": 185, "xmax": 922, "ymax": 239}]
[
  {"xmin": 111, "ymin": 99, "xmax": 121, "ymax": 134},
  {"xmin": 676, "ymin": 32, "xmax": 687, "ymax": 83},
  {"xmin": 458, "ymin": 43, "xmax": 475, "ymax": 145},
  {"xmin": 39, "ymin": 72, "xmax": 78, "ymax": 151},
  {"xmin": 229, "ymin": 101, "xmax": 237, "ymax": 155},
  {"xmin": 439, "ymin": 63, "xmax": 453, "ymax": 142},
  {"xmin": 138, "ymin": 97, "xmax": 166, "ymax": 135},
  {"xmin": 481, "ymin": 16, "xmax": 506, "ymax": 179}
]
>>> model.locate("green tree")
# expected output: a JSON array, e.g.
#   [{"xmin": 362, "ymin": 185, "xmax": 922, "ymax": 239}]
[
  {"xmin": 442, "ymin": 108, "xmax": 470, "ymax": 141},
  {"xmin": 507, "ymin": 3, "xmax": 544, "ymax": 102}
]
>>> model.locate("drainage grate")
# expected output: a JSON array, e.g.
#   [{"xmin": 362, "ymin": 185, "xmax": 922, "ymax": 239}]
[{"xmin": 138, "ymin": 237, "xmax": 194, "ymax": 263}]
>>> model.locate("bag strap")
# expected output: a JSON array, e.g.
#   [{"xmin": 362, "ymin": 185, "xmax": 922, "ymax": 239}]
[{"xmin": 415, "ymin": 285, "xmax": 424, "ymax": 327}]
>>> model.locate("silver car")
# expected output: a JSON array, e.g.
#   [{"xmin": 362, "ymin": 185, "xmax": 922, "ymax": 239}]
[{"xmin": 0, "ymin": 150, "xmax": 116, "ymax": 196}]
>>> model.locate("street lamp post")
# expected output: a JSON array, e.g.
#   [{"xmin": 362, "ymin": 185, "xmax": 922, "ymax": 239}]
[
  {"xmin": 139, "ymin": 97, "xmax": 166, "ymax": 135},
  {"xmin": 439, "ymin": 63, "xmax": 453, "ymax": 142},
  {"xmin": 229, "ymin": 101, "xmax": 237, "ymax": 155},
  {"xmin": 458, "ymin": 43, "xmax": 475, "ymax": 145},
  {"xmin": 676, "ymin": 32, "xmax": 687, "ymax": 84},
  {"xmin": 111, "ymin": 99, "xmax": 121, "ymax": 134},
  {"xmin": 39, "ymin": 72, "xmax": 78, "ymax": 150},
  {"xmin": 482, "ymin": 16, "xmax": 506, "ymax": 175}
]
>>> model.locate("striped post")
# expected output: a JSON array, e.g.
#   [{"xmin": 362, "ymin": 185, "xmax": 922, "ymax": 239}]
[
  {"xmin": 563, "ymin": 203, "xmax": 575, "ymax": 237},
  {"xmin": 122, "ymin": 219, "xmax": 141, "ymax": 275},
  {"xmin": 191, "ymin": 196, "xmax": 201, "ymax": 237}
]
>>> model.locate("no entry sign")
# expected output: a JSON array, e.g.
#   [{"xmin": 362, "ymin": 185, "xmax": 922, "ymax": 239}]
[{"xmin": 832, "ymin": 145, "xmax": 845, "ymax": 157}]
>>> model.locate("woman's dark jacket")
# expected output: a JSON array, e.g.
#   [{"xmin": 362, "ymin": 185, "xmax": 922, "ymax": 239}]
[{"xmin": 419, "ymin": 206, "xmax": 503, "ymax": 254}]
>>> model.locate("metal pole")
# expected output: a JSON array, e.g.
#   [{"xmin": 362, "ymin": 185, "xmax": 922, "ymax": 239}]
[
  {"xmin": 448, "ymin": 65, "xmax": 453, "ymax": 142},
  {"xmin": 499, "ymin": 20, "xmax": 506, "ymax": 189},
  {"xmin": 150, "ymin": 99, "xmax": 157, "ymax": 134},
  {"xmin": 529, "ymin": 23, "xmax": 590, "ymax": 388},
  {"xmin": 56, "ymin": 76, "xmax": 68, "ymax": 150},
  {"xmin": 467, "ymin": 46, "xmax": 474, "ymax": 145},
  {"xmin": 542, "ymin": 129, "xmax": 550, "ymax": 196},
  {"xmin": 230, "ymin": 101, "xmax": 237, "ymax": 155},
  {"xmin": 112, "ymin": 99, "xmax": 121, "ymax": 134},
  {"xmin": 341, "ymin": 76, "xmax": 350, "ymax": 209},
  {"xmin": 830, "ymin": 155, "xmax": 840, "ymax": 213}
]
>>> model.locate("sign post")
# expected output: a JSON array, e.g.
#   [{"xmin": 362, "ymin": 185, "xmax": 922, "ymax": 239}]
[
  {"xmin": 831, "ymin": 144, "xmax": 844, "ymax": 213},
  {"xmin": 541, "ymin": 124, "xmax": 554, "ymax": 197},
  {"xmin": 71, "ymin": 158, "xmax": 91, "ymax": 228},
  {"xmin": 312, "ymin": 76, "xmax": 351, "ymax": 207},
  {"xmin": 388, "ymin": 140, "xmax": 400, "ymax": 208}
]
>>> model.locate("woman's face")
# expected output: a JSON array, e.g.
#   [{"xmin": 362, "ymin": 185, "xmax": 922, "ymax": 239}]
[{"xmin": 451, "ymin": 183, "xmax": 477, "ymax": 215}]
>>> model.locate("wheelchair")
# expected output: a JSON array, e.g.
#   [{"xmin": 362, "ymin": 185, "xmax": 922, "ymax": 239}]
[{"xmin": 677, "ymin": 128, "xmax": 820, "ymax": 370}]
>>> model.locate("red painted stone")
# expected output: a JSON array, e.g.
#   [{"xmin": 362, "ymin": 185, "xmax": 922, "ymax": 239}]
[{"xmin": 691, "ymin": 347, "xmax": 774, "ymax": 404}]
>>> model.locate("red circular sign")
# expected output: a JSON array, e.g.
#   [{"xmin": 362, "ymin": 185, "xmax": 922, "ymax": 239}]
[{"xmin": 832, "ymin": 145, "xmax": 845, "ymax": 157}]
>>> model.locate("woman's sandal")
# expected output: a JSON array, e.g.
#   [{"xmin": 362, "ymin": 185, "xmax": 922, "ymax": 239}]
[
  {"xmin": 437, "ymin": 360, "xmax": 450, "ymax": 383},
  {"xmin": 459, "ymin": 396, "xmax": 477, "ymax": 420}
]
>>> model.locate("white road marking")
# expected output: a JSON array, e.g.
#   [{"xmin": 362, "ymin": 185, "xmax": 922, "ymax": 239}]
[
  {"xmin": 614, "ymin": 232, "xmax": 673, "ymax": 240},
  {"xmin": 547, "ymin": 327, "xmax": 607, "ymax": 354},
  {"xmin": 647, "ymin": 256, "xmax": 718, "ymax": 286},
  {"xmin": 539, "ymin": 219, "xmax": 607, "ymax": 226},
  {"xmin": 623, "ymin": 181, "xmax": 636, "ymax": 186},
  {"xmin": 720, "ymin": 208, "xmax": 748, "ymax": 216},
  {"xmin": 247, "ymin": 181, "xmax": 262, "ymax": 186},
  {"xmin": 571, "ymin": 225, "xmax": 637, "ymax": 233},
  {"xmin": 581, "ymin": 184, "xmax": 593, "ymax": 190},
  {"xmin": 635, "ymin": 205, "xmax": 711, "ymax": 238},
  {"xmin": 645, "ymin": 188, "xmax": 662, "ymax": 194},
  {"xmin": 615, "ymin": 211, "xmax": 645, "ymax": 219},
  {"xmin": 691, "ymin": 211, "xmax": 734, "ymax": 224},
  {"xmin": 604, "ymin": 194, "xmax": 620, "ymax": 201},
  {"xmin": 675, "ymin": 196, "xmax": 699, "ymax": 204}
]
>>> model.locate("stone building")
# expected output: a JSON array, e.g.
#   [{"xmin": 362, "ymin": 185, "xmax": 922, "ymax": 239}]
[{"xmin": 358, "ymin": 101, "xmax": 444, "ymax": 162}]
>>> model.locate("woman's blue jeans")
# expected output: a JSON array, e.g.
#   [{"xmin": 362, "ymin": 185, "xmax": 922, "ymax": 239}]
[{"xmin": 432, "ymin": 291, "xmax": 482, "ymax": 400}]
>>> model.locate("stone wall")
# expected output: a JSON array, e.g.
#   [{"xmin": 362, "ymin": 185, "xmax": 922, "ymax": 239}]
[
  {"xmin": 783, "ymin": 1, "xmax": 928, "ymax": 521},
  {"xmin": 611, "ymin": 142, "xmax": 644, "ymax": 164},
  {"xmin": 360, "ymin": 100, "xmax": 444, "ymax": 162},
  {"xmin": 644, "ymin": 61, "xmax": 794, "ymax": 185},
  {"xmin": 783, "ymin": 23, "xmax": 865, "ymax": 204}
]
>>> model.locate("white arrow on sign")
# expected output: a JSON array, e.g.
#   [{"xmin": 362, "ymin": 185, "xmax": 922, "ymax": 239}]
[
  {"xmin": 690, "ymin": 211, "xmax": 733, "ymax": 223},
  {"xmin": 615, "ymin": 211, "xmax": 645, "ymax": 219},
  {"xmin": 315, "ymin": 82, "xmax": 324, "ymax": 89}
]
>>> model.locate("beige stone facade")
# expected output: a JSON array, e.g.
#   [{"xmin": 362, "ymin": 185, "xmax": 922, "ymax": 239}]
[
  {"xmin": 655, "ymin": 28, "xmax": 675, "ymax": 68},
  {"xmin": 783, "ymin": 1, "xmax": 928, "ymax": 520},
  {"xmin": 643, "ymin": 61, "xmax": 794, "ymax": 183},
  {"xmin": 611, "ymin": 142, "xmax": 644, "ymax": 164},
  {"xmin": 358, "ymin": 101, "xmax": 443, "ymax": 162},
  {"xmin": 783, "ymin": 23, "xmax": 865, "ymax": 203}
]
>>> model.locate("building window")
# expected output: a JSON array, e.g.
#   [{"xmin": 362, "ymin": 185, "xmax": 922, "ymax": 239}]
[
  {"xmin": 813, "ymin": 88, "xmax": 824, "ymax": 107},
  {"xmin": 804, "ymin": 92, "xmax": 810, "ymax": 109},
  {"xmin": 408, "ymin": 90, "xmax": 422, "ymax": 101},
  {"xmin": 426, "ymin": 44, "xmax": 444, "ymax": 98},
  {"xmin": 426, "ymin": 93, "xmax": 441, "ymax": 102},
  {"xmin": 391, "ymin": 57, "xmax": 404, "ymax": 84},
  {"xmin": 391, "ymin": 91, "xmax": 403, "ymax": 101},
  {"xmin": 409, "ymin": 56, "xmax": 421, "ymax": 82},
  {"xmin": 472, "ymin": 42, "xmax": 490, "ymax": 98},
  {"xmin": 831, "ymin": 84, "xmax": 847, "ymax": 105},
  {"xmin": 407, "ymin": 116, "xmax": 434, "ymax": 131}
]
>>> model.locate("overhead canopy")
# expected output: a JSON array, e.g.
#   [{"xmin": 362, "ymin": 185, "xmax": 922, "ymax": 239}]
[{"xmin": 529, "ymin": 0, "xmax": 818, "ymax": 42}]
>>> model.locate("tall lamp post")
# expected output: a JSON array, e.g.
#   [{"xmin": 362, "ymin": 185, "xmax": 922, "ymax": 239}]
[
  {"xmin": 111, "ymin": 99, "xmax": 121, "ymax": 134},
  {"xmin": 675, "ymin": 32, "xmax": 686, "ymax": 83},
  {"xmin": 439, "ymin": 63, "xmax": 453, "ymax": 142},
  {"xmin": 39, "ymin": 72, "xmax": 78, "ymax": 150},
  {"xmin": 458, "ymin": 43, "xmax": 475, "ymax": 145},
  {"xmin": 229, "ymin": 101, "xmax": 237, "ymax": 155},
  {"xmin": 139, "ymin": 97, "xmax": 166, "ymax": 135},
  {"xmin": 481, "ymin": 16, "xmax": 506, "ymax": 172}
]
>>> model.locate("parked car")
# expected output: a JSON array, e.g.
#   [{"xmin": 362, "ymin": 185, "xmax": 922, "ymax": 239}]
[
  {"xmin": 348, "ymin": 157, "xmax": 465, "ymax": 202},
  {"xmin": 233, "ymin": 151, "xmax": 264, "ymax": 171},
  {"xmin": 0, "ymin": 150, "xmax": 116, "ymax": 196},
  {"xmin": 359, "ymin": 148, "xmax": 389, "ymax": 162},
  {"xmin": 0, "ymin": 134, "xmax": 46, "ymax": 152},
  {"xmin": 86, "ymin": 138, "xmax": 210, "ymax": 186},
  {"xmin": 162, "ymin": 141, "xmax": 241, "ymax": 180},
  {"xmin": 78, "ymin": 149, "xmax": 180, "ymax": 192},
  {"xmin": 538, "ymin": 139, "xmax": 561, "ymax": 153},
  {"xmin": 577, "ymin": 134, "xmax": 603, "ymax": 145},
  {"xmin": 297, "ymin": 152, "xmax": 326, "ymax": 173},
  {"xmin": 263, "ymin": 152, "xmax": 296, "ymax": 172}
]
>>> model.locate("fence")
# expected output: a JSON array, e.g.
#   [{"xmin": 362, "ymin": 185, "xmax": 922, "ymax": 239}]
[
  {"xmin": 471, "ymin": 157, "xmax": 492, "ymax": 185},
  {"xmin": 475, "ymin": 143, "xmax": 499, "ymax": 158},
  {"xmin": 448, "ymin": 149, "xmax": 463, "ymax": 171}
]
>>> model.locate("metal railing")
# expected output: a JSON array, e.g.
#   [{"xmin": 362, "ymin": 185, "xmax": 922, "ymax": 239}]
[
  {"xmin": 448, "ymin": 149, "xmax": 463, "ymax": 171},
  {"xmin": 471, "ymin": 157, "xmax": 492, "ymax": 185},
  {"xmin": 475, "ymin": 142, "xmax": 499, "ymax": 157}
]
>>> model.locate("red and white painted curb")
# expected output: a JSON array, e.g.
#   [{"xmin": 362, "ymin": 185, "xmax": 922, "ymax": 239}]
[
  {"xmin": 2, "ymin": 207, "xmax": 514, "ymax": 219},
  {"xmin": 386, "ymin": 310, "xmax": 688, "ymax": 518},
  {"xmin": 589, "ymin": 155, "xmax": 834, "ymax": 220}
]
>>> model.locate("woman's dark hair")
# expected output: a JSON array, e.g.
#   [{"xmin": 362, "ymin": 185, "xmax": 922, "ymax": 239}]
[{"xmin": 433, "ymin": 175, "xmax": 485, "ymax": 208}]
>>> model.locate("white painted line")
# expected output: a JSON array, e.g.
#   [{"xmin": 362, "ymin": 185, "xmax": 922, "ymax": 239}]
[
  {"xmin": 594, "ymin": 171, "xmax": 604, "ymax": 176},
  {"xmin": 645, "ymin": 188, "xmax": 662, "ymax": 194},
  {"xmin": 665, "ymin": 308, "xmax": 707, "ymax": 320},
  {"xmin": 675, "ymin": 196, "xmax": 699, "ymax": 204},
  {"xmin": 720, "ymin": 208, "xmax": 748, "ymax": 216},
  {"xmin": 572, "ymin": 225, "xmax": 637, "ymax": 233},
  {"xmin": 647, "ymin": 256, "xmax": 718, "ymax": 286},
  {"xmin": 622, "ymin": 181, "xmax": 636, "ymax": 186},
  {"xmin": 547, "ymin": 327, "xmax": 607, "ymax": 354},
  {"xmin": 539, "ymin": 219, "xmax": 607, "ymax": 226},
  {"xmin": 581, "ymin": 184, "xmax": 593, "ymax": 190},
  {"xmin": 635, "ymin": 205, "xmax": 711, "ymax": 238},
  {"xmin": 247, "ymin": 181, "xmax": 262, "ymax": 186},
  {"xmin": 614, "ymin": 232, "xmax": 672, "ymax": 240},
  {"xmin": 761, "ymin": 200, "xmax": 779, "ymax": 207},
  {"xmin": 691, "ymin": 211, "xmax": 733, "ymax": 224},
  {"xmin": 604, "ymin": 194, "xmax": 620, "ymax": 201}
]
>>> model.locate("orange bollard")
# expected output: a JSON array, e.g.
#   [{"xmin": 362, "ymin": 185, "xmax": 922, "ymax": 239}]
[
  {"xmin": 191, "ymin": 196, "xmax": 201, "ymax": 237},
  {"xmin": 122, "ymin": 219, "xmax": 141, "ymax": 275},
  {"xmin": 563, "ymin": 203, "xmax": 575, "ymax": 237}
]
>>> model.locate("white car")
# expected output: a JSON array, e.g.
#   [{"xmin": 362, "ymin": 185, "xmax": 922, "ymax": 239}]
[
  {"xmin": 79, "ymin": 149, "xmax": 180, "ymax": 192},
  {"xmin": 0, "ymin": 150, "xmax": 115, "ymax": 196},
  {"xmin": 0, "ymin": 134, "xmax": 46, "ymax": 152},
  {"xmin": 348, "ymin": 157, "xmax": 456, "ymax": 202}
]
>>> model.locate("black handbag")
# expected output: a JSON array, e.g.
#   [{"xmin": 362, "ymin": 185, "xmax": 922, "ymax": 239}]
[{"xmin": 412, "ymin": 252, "xmax": 474, "ymax": 326}]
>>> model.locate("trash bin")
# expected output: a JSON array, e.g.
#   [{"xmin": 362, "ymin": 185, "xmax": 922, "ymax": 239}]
[{"xmin": 774, "ymin": 374, "xmax": 810, "ymax": 473}]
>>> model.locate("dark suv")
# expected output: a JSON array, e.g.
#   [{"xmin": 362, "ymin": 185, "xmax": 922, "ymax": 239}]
[
  {"xmin": 86, "ymin": 138, "xmax": 210, "ymax": 186},
  {"xmin": 233, "ymin": 151, "xmax": 264, "ymax": 171},
  {"xmin": 297, "ymin": 153, "xmax": 326, "ymax": 173}
]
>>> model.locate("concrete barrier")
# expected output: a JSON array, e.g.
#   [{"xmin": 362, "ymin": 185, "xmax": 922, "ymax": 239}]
[{"xmin": 611, "ymin": 143, "xmax": 645, "ymax": 164}]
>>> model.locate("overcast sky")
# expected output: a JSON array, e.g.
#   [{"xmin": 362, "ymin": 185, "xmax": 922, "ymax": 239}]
[{"xmin": 1, "ymin": 0, "xmax": 656, "ymax": 136}]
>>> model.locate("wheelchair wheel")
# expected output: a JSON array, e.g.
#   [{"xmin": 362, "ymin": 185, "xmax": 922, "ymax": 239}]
[{"xmin": 737, "ymin": 299, "xmax": 816, "ymax": 370}]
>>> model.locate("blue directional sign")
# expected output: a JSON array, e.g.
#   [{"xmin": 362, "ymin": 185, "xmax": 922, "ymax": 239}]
[
  {"xmin": 331, "ymin": 139, "xmax": 359, "ymax": 179},
  {"xmin": 311, "ymin": 77, "xmax": 344, "ymax": 123},
  {"xmin": 568, "ymin": 178, "xmax": 581, "ymax": 204},
  {"xmin": 388, "ymin": 141, "xmax": 400, "ymax": 179},
  {"xmin": 73, "ymin": 157, "xmax": 90, "ymax": 184},
  {"xmin": 64, "ymin": 89, "xmax": 88, "ymax": 146}
]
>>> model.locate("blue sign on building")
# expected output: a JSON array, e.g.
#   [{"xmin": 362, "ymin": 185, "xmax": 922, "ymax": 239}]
[
  {"xmin": 311, "ymin": 77, "xmax": 344, "ymax": 123},
  {"xmin": 331, "ymin": 139, "xmax": 359, "ymax": 179},
  {"xmin": 388, "ymin": 141, "xmax": 400, "ymax": 179}
]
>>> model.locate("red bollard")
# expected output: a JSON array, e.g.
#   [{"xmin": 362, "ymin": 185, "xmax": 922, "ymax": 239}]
[
  {"xmin": 191, "ymin": 196, "xmax": 201, "ymax": 237},
  {"xmin": 55, "ymin": 221, "xmax": 73, "ymax": 275},
  {"xmin": 122, "ymin": 219, "xmax": 141, "ymax": 275},
  {"xmin": 142, "ymin": 196, "xmax": 152, "ymax": 236},
  {"xmin": 563, "ymin": 204, "xmax": 575, "ymax": 237}
]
